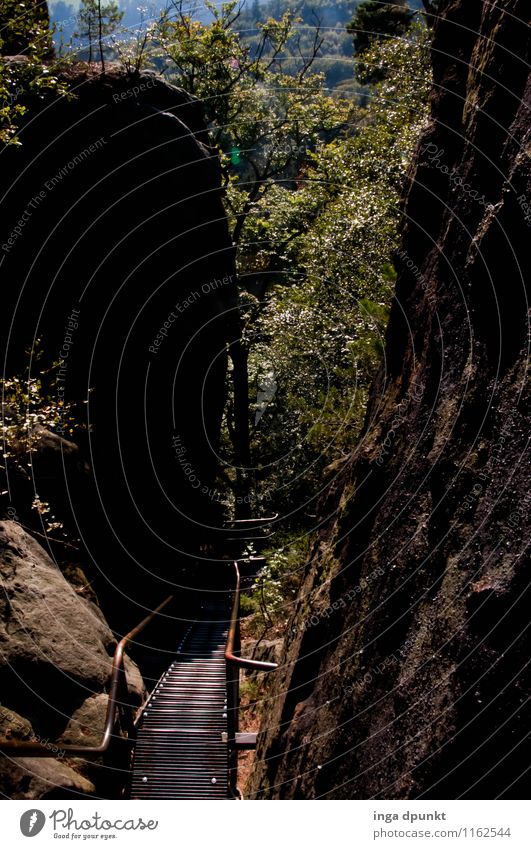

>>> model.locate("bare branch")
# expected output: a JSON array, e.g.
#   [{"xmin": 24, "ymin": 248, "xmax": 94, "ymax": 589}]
[
  {"xmin": 297, "ymin": 16, "xmax": 324, "ymax": 83},
  {"xmin": 420, "ymin": 0, "xmax": 438, "ymax": 25}
]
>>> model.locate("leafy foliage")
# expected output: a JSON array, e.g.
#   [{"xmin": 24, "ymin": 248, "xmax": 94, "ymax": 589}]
[
  {"xmin": 348, "ymin": 0, "xmax": 415, "ymax": 57},
  {"xmin": 74, "ymin": 0, "xmax": 123, "ymax": 68},
  {"xmin": 156, "ymin": 0, "xmax": 349, "ymax": 241},
  {"xmin": 234, "ymin": 0, "xmax": 358, "ymax": 90},
  {"xmin": 241, "ymin": 531, "xmax": 309, "ymax": 634},
  {"xmin": 1, "ymin": 348, "xmax": 86, "ymax": 530},
  {"xmin": 0, "ymin": 0, "xmax": 68, "ymax": 143},
  {"xmin": 1, "ymin": 1, "xmax": 434, "ymax": 641},
  {"xmin": 232, "ymin": 24, "xmax": 432, "ymax": 514}
]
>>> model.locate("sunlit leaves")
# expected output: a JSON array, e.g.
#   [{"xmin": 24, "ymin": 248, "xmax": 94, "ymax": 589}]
[
  {"xmin": 1, "ymin": 0, "xmax": 68, "ymax": 143},
  {"xmin": 243, "ymin": 26, "xmax": 431, "ymax": 511},
  {"xmin": 156, "ymin": 0, "xmax": 349, "ymax": 231}
]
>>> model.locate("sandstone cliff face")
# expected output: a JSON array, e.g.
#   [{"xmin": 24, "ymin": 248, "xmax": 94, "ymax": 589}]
[
  {"xmin": 0, "ymin": 67, "xmax": 235, "ymax": 797},
  {"xmin": 249, "ymin": 0, "xmax": 530, "ymax": 799},
  {"xmin": 0, "ymin": 520, "xmax": 145, "ymax": 798},
  {"xmin": 1, "ymin": 69, "xmax": 237, "ymax": 620}
]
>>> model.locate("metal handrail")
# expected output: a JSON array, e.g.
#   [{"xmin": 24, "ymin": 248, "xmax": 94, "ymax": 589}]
[
  {"xmin": 223, "ymin": 514, "xmax": 278, "ymax": 527},
  {"xmin": 224, "ymin": 560, "xmax": 276, "ymax": 796},
  {"xmin": 223, "ymin": 515, "xmax": 278, "ymax": 541},
  {"xmin": 225, "ymin": 561, "xmax": 277, "ymax": 672},
  {"xmin": 1, "ymin": 556, "xmax": 278, "ymax": 799},
  {"xmin": 0, "ymin": 595, "xmax": 174, "ymax": 758}
]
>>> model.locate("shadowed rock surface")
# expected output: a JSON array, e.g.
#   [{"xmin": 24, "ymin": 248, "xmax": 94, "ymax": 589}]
[
  {"xmin": 0, "ymin": 520, "xmax": 145, "ymax": 798},
  {"xmin": 0, "ymin": 69, "xmax": 238, "ymax": 623},
  {"xmin": 249, "ymin": 0, "xmax": 530, "ymax": 800}
]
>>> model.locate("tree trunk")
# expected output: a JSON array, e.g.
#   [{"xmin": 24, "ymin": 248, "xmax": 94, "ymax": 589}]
[
  {"xmin": 230, "ymin": 338, "xmax": 252, "ymax": 519},
  {"xmin": 97, "ymin": 0, "xmax": 105, "ymax": 73}
]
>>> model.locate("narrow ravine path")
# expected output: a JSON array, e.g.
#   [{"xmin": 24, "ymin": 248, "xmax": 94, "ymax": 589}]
[{"xmin": 129, "ymin": 599, "xmax": 231, "ymax": 800}]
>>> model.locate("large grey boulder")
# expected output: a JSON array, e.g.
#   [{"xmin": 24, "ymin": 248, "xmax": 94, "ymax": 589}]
[
  {"xmin": 0, "ymin": 756, "xmax": 96, "ymax": 799},
  {"xmin": 0, "ymin": 520, "xmax": 145, "ymax": 797}
]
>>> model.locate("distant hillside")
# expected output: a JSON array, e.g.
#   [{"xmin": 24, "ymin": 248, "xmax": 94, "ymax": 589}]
[
  {"xmin": 235, "ymin": 0, "xmax": 359, "ymax": 89},
  {"xmin": 49, "ymin": 0, "xmax": 424, "ymax": 91}
]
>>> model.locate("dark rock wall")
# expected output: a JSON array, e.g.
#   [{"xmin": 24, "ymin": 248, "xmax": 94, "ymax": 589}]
[
  {"xmin": 249, "ymin": 0, "xmax": 530, "ymax": 799},
  {"xmin": 0, "ymin": 520, "xmax": 145, "ymax": 798},
  {"xmin": 1, "ymin": 71, "xmax": 238, "ymax": 619}
]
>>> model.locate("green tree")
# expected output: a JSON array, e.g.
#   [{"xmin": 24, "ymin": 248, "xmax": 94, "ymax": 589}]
[
  {"xmin": 149, "ymin": 3, "xmax": 431, "ymax": 520},
  {"xmin": 0, "ymin": 0, "xmax": 51, "ymax": 55},
  {"xmin": 157, "ymin": 0, "xmax": 344, "ymax": 230},
  {"xmin": 347, "ymin": 1, "xmax": 414, "ymax": 55},
  {"xmin": 156, "ymin": 0, "xmax": 349, "ymax": 514},
  {"xmin": 74, "ymin": 0, "xmax": 122, "ymax": 70},
  {"xmin": 1, "ymin": 0, "xmax": 67, "ymax": 144},
  {"xmin": 236, "ymin": 24, "xmax": 432, "ymax": 515},
  {"xmin": 1, "ymin": 343, "xmax": 86, "ymax": 533},
  {"xmin": 251, "ymin": 0, "xmax": 261, "ymax": 24}
]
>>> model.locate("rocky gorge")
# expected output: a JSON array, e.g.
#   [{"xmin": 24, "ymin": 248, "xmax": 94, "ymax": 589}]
[
  {"xmin": 0, "ymin": 0, "xmax": 529, "ymax": 803},
  {"xmin": 248, "ymin": 0, "xmax": 530, "ymax": 800},
  {"xmin": 0, "ymin": 56, "xmax": 237, "ymax": 796}
]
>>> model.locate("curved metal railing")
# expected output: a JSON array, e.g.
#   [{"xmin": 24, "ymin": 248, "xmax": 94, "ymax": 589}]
[
  {"xmin": 0, "ymin": 595, "xmax": 174, "ymax": 758},
  {"xmin": 1, "ymin": 543, "xmax": 280, "ymax": 801},
  {"xmin": 224, "ymin": 560, "xmax": 277, "ymax": 794},
  {"xmin": 225, "ymin": 560, "xmax": 278, "ymax": 672}
]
